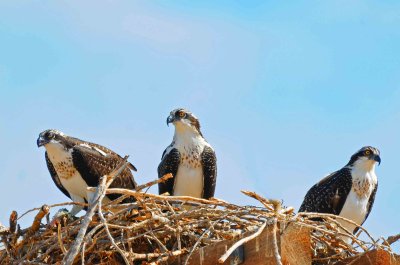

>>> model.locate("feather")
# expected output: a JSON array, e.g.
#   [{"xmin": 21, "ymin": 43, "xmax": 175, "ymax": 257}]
[
  {"xmin": 157, "ymin": 148, "xmax": 180, "ymax": 195},
  {"xmin": 201, "ymin": 146, "xmax": 217, "ymax": 199}
]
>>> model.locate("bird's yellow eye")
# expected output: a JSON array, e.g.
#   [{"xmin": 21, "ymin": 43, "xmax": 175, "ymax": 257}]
[
  {"xmin": 179, "ymin": 112, "xmax": 185, "ymax": 118},
  {"xmin": 365, "ymin": 150, "xmax": 371, "ymax": 155}
]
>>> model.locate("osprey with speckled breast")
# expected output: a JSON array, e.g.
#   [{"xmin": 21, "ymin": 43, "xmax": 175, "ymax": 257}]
[
  {"xmin": 37, "ymin": 129, "xmax": 137, "ymax": 215},
  {"xmin": 299, "ymin": 146, "xmax": 381, "ymax": 235},
  {"xmin": 158, "ymin": 108, "xmax": 217, "ymax": 199}
]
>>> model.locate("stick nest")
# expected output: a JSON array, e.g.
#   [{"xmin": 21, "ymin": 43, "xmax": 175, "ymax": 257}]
[{"xmin": 0, "ymin": 161, "xmax": 397, "ymax": 265}]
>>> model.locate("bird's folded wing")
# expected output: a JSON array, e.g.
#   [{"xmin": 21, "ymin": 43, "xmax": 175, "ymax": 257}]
[
  {"xmin": 299, "ymin": 168, "xmax": 352, "ymax": 215},
  {"xmin": 72, "ymin": 145, "xmax": 136, "ymax": 190},
  {"xmin": 80, "ymin": 141, "xmax": 137, "ymax": 171},
  {"xmin": 201, "ymin": 146, "xmax": 217, "ymax": 199},
  {"xmin": 157, "ymin": 148, "xmax": 180, "ymax": 195}
]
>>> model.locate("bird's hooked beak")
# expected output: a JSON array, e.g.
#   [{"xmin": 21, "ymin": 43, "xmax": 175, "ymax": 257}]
[
  {"xmin": 371, "ymin": 154, "xmax": 381, "ymax": 165},
  {"xmin": 166, "ymin": 115, "xmax": 175, "ymax": 126},
  {"xmin": 37, "ymin": 135, "xmax": 48, "ymax": 147}
]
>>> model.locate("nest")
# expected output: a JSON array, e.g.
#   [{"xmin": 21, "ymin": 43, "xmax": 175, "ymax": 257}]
[{"xmin": 0, "ymin": 159, "xmax": 398, "ymax": 265}]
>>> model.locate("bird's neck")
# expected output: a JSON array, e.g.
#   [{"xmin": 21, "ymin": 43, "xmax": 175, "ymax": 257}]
[
  {"xmin": 351, "ymin": 159, "xmax": 376, "ymax": 173},
  {"xmin": 45, "ymin": 142, "xmax": 71, "ymax": 163},
  {"xmin": 173, "ymin": 125, "xmax": 205, "ymax": 149},
  {"xmin": 350, "ymin": 160, "xmax": 377, "ymax": 183}
]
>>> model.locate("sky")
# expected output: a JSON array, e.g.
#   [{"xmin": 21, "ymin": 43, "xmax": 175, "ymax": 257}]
[{"xmin": 0, "ymin": 0, "xmax": 400, "ymax": 249}]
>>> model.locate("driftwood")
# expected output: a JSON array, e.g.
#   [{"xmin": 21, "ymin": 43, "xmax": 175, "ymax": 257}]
[{"xmin": 0, "ymin": 164, "xmax": 398, "ymax": 264}]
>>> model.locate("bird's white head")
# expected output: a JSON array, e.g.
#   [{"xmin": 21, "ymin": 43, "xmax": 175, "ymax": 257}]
[
  {"xmin": 347, "ymin": 146, "xmax": 381, "ymax": 172},
  {"xmin": 37, "ymin": 129, "xmax": 68, "ymax": 149},
  {"xmin": 166, "ymin": 108, "xmax": 203, "ymax": 137}
]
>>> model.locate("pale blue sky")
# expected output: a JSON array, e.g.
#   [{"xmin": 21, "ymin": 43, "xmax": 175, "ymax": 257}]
[{"xmin": 1, "ymin": 1, "xmax": 400, "ymax": 247}]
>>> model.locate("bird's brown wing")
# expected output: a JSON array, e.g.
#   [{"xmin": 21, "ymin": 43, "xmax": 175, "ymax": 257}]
[
  {"xmin": 68, "ymin": 136, "xmax": 137, "ymax": 172},
  {"xmin": 157, "ymin": 148, "xmax": 180, "ymax": 195},
  {"xmin": 86, "ymin": 142, "xmax": 137, "ymax": 171},
  {"xmin": 299, "ymin": 168, "xmax": 353, "ymax": 216},
  {"xmin": 201, "ymin": 146, "xmax": 217, "ymax": 199},
  {"xmin": 72, "ymin": 145, "xmax": 136, "ymax": 201}
]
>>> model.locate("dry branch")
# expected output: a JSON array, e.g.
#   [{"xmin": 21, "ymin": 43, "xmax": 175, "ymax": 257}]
[
  {"xmin": 218, "ymin": 221, "xmax": 267, "ymax": 263},
  {"xmin": 26, "ymin": 205, "xmax": 49, "ymax": 237},
  {"xmin": 0, "ymin": 176, "xmax": 395, "ymax": 265},
  {"xmin": 386, "ymin": 234, "xmax": 400, "ymax": 246},
  {"xmin": 135, "ymin": 173, "xmax": 173, "ymax": 191},
  {"xmin": 9, "ymin": 211, "xmax": 17, "ymax": 234}
]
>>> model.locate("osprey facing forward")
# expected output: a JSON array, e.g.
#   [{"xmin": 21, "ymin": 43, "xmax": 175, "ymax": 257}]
[
  {"xmin": 158, "ymin": 108, "xmax": 217, "ymax": 199},
  {"xmin": 299, "ymin": 146, "xmax": 380, "ymax": 234},
  {"xmin": 37, "ymin": 129, "xmax": 137, "ymax": 215}
]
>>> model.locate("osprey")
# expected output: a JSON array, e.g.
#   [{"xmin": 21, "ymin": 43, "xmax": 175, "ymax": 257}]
[
  {"xmin": 37, "ymin": 129, "xmax": 137, "ymax": 215},
  {"xmin": 299, "ymin": 146, "xmax": 380, "ymax": 235},
  {"xmin": 158, "ymin": 108, "xmax": 217, "ymax": 199}
]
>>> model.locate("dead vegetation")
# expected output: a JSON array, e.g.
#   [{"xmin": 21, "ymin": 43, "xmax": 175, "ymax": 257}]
[{"xmin": 0, "ymin": 159, "xmax": 398, "ymax": 264}]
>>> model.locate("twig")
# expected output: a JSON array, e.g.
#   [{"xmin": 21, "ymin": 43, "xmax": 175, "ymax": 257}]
[
  {"xmin": 218, "ymin": 221, "xmax": 267, "ymax": 263},
  {"xmin": 25, "ymin": 205, "xmax": 50, "ymax": 237},
  {"xmin": 98, "ymin": 189, "xmax": 130, "ymax": 265},
  {"xmin": 57, "ymin": 223, "xmax": 67, "ymax": 254},
  {"xmin": 184, "ymin": 221, "xmax": 215, "ymax": 265},
  {"xmin": 298, "ymin": 212, "xmax": 377, "ymax": 245},
  {"xmin": 9, "ymin": 211, "xmax": 18, "ymax": 234},
  {"xmin": 386, "ymin": 234, "xmax": 400, "ymax": 245},
  {"xmin": 18, "ymin": 202, "xmax": 87, "ymax": 220},
  {"xmin": 271, "ymin": 217, "xmax": 282, "ymax": 265},
  {"xmin": 241, "ymin": 190, "xmax": 274, "ymax": 211},
  {"xmin": 100, "ymin": 188, "xmax": 225, "ymax": 205},
  {"xmin": 81, "ymin": 242, "xmax": 85, "ymax": 265},
  {"xmin": 135, "ymin": 173, "xmax": 173, "ymax": 191}
]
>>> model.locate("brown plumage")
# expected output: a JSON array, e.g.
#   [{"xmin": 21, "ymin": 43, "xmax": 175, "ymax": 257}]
[{"xmin": 38, "ymin": 129, "xmax": 137, "ymax": 214}]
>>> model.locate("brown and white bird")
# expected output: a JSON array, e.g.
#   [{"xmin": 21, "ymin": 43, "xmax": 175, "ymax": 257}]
[
  {"xmin": 158, "ymin": 108, "xmax": 217, "ymax": 199},
  {"xmin": 299, "ymin": 146, "xmax": 380, "ymax": 235},
  {"xmin": 37, "ymin": 129, "xmax": 137, "ymax": 215}
]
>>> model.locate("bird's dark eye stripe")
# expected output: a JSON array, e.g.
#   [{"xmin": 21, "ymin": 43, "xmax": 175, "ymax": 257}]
[{"xmin": 45, "ymin": 131, "xmax": 54, "ymax": 138}]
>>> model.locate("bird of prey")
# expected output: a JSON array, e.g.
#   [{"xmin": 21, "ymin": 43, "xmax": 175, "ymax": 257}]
[
  {"xmin": 158, "ymin": 108, "xmax": 217, "ymax": 200},
  {"xmin": 299, "ymin": 146, "xmax": 380, "ymax": 235},
  {"xmin": 37, "ymin": 129, "xmax": 137, "ymax": 215}
]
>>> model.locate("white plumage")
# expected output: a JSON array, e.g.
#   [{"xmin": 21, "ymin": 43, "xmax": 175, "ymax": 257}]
[
  {"xmin": 339, "ymin": 160, "xmax": 377, "ymax": 233},
  {"xmin": 165, "ymin": 121, "xmax": 212, "ymax": 197}
]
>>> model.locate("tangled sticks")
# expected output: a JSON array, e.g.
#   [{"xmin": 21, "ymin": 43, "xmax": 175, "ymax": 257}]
[{"xmin": 0, "ymin": 163, "xmax": 397, "ymax": 264}]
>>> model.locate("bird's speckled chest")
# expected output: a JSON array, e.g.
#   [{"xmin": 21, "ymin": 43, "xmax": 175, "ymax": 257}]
[
  {"xmin": 352, "ymin": 179, "xmax": 373, "ymax": 197},
  {"xmin": 179, "ymin": 145, "xmax": 203, "ymax": 168},
  {"xmin": 47, "ymin": 145, "xmax": 77, "ymax": 180},
  {"xmin": 351, "ymin": 170, "xmax": 377, "ymax": 198},
  {"xmin": 54, "ymin": 159, "xmax": 77, "ymax": 180},
  {"xmin": 173, "ymin": 143, "xmax": 205, "ymax": 198}
]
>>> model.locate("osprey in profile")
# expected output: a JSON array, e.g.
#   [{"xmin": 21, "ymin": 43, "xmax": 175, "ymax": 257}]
[
  {"xmin": 37, "ymin": 129, "xmax": 137, "ymax": 215},
  {"xmin": 299, "ymin": 146, "xmax": 380, "ymax": 235},
  {"xmin": 158, "ymin": 108, "xmax": 217, "ymax": 199}
]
